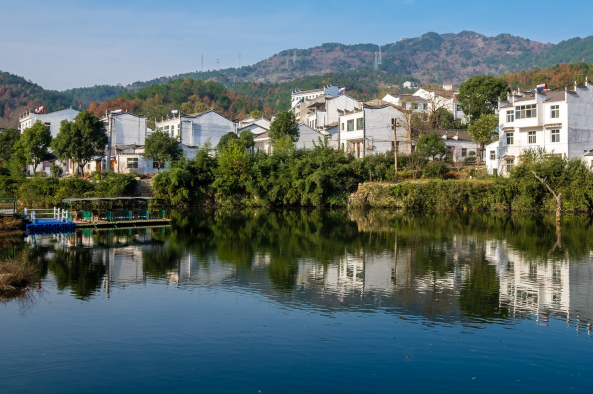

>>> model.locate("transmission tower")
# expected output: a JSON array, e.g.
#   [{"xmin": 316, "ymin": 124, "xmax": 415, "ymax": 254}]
[
  {"xmin": 378, "ymin": 46, "xmax": 382, "ymax": 65},
  {"xmin": 293, "ymin": 50, "xmax": 296, "ymax": 64},
  {"xmin": 216, "ymin": 59, "xmax": 219, "ymax": 70},
  {"xmin": 286, "ymin": 54, "xmax": 289, "ymax": 68},
  {"xmin": 374, "ymin": 52, "xmax": 378, "ymax": 70},
  {"xmin": 201, "ymin": 55, "xmax": 203, "ymax": 72},
  {"xmin": 239, "ymin": 54, "xmax": 241, "ymax": 68}
]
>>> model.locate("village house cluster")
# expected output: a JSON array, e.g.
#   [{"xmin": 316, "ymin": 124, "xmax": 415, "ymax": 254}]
[{"xmin": 18, "ymin": 81, "xmax": 477, "ymax": 176}]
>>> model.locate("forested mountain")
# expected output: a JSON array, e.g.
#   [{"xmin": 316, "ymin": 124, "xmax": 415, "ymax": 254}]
[
  {"xmin": 5, "ymin": 30, "xmax": 593, "ymax": 128},
  {"xmin": 0, "ymin": 71, "xmax": 75, "ymax": 128}
]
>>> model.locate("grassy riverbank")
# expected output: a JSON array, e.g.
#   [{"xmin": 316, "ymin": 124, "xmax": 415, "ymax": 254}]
[{"xmin": 0, "ymin": 255, "xmax": 39, "ymax": 298}]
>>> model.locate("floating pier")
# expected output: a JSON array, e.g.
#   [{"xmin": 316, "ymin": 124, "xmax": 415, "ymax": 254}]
[{"xmin": 24, "ymin": 197, "xmax": 171, "ymax": 235}]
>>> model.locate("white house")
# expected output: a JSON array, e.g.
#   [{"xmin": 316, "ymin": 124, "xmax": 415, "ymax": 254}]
[
  {"xmin": 237, "ymin": 117, "xmax": 271, "ymax": 136},
  {"xmin": 293, "ymin": 94, "xmax": 363, "ymax": 130},
  {"xmin": 19, "ymin": 108, "xmax": 80, "ymax": 138},
  {"xmin": 485, "ymin": 84, "xmax": 593, "ymax": 175},
  {"xmin": 383, "ymin": 89, "xmax": 467, "ymax": 124},
  {"xmin": 338, "ymin": 100, "xmax": 406, "ymax": 158},
  {"xmin": 253, "ymin": 124, "xmax": 327, "ymax": 154},
  {"xmin": 290, "ymin": 85, "xmax": 344, "ymax": 108},
  {"xmin": 402, "ymin": 81, "xmax": 416, "ymax": 89},
  {"xmin": 155, "ymin": 109, "xmax": 236, "ymax": 148}
]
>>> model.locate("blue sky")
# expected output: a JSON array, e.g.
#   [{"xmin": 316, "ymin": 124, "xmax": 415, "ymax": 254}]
[{"xmin": 1, "ymin": 0, "xmax": 590, "ymax": 90}]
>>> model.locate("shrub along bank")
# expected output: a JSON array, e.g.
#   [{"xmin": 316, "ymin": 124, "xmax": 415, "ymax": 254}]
[
  {"xmin": 352, "ymin": 150, "xmax": 593, "ymax": 212},
  {"xmin": 0, "ymin": 172, "xmax": 137, "ymax": 208}
]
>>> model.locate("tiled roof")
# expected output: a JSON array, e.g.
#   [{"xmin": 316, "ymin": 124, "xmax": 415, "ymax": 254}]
[{"xmin": 433, "ymin": 129, "xmax": 473, "ymax": 141}]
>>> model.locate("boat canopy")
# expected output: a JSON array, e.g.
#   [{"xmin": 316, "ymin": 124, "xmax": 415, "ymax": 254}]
[{"xmin": 62, "ymin": 197, "xmax": 162, "ymax": 203}]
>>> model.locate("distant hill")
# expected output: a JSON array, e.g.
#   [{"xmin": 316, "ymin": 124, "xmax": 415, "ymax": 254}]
[{"xmin": 5, "ymin": 30, "xmax": 593, "ymax": 127}]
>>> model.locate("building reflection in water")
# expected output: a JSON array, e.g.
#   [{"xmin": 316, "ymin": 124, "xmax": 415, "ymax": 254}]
[{"xmin": 24, "ymin": 212, "xmax": 593, "ymax": 333}]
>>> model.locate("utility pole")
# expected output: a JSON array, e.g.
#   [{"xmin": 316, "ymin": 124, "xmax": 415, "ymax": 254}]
[
  {"xmin": 391, "ymin": 118, "xmax": 399, "ymax": 175},
  {"xmin": 106, "ymin": 111, "xmax": 113, "ymax": 172}
]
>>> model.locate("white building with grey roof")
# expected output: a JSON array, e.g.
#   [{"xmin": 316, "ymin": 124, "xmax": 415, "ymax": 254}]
[{"xmin": 485, "ymin": 81, "xmax": 593, "ymax": 175}]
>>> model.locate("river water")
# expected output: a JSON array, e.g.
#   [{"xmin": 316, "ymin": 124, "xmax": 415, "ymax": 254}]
[{"xmin": 1, "ymin": 210, "xmax": 593, "ymax": 393}]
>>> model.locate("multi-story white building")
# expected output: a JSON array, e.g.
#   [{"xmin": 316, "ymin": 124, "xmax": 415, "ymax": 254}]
[
  {"xmin": 290, "ymin": 85, "xmax": 344, "ymax": 108},
  {"xmin": 294, "ymin": 94, "xmax": 363, "ymax": 129},
  {"xmin": 155, "ymin": 109, "xmax": 236, "ymax": 149},
  {"xmin": 485, "ymin": 82, "xmax": 593, "ymax": 175},
  {"xmin": 19, "ymin": 108, "xmax": 80, "ymax": 138},
  {"xmin": 383, "ymin": 88, "xmax": 467, "ymax": 124},
  {"xmin": 338, "ymin": 101, "xmax": 405, "ymax": 158}
]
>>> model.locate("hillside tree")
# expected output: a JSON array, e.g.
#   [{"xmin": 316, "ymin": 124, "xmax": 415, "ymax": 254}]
[
  {"xmin": 143, "ymin": 130, "xmax": 183, "ymax": 172},
  {"xmin": 52, "ymin": 110, "xmax": 108, "ymax": 175}
]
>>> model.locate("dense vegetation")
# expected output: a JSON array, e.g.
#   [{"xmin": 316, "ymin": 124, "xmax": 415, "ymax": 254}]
[
  {"xmin": 0, "ymin": 171, "xmax": 137, "ymax": 207},
  {"xmin": 352, "ymin": 148, "xmax": 593, "ymax": 213},
  {"xmin": 500, "ymin": 62, "xmax": 593, "ymax": 91},
  {"xmin": 87, "ymin": 78, "xmax": 272, "ymax": 126}
]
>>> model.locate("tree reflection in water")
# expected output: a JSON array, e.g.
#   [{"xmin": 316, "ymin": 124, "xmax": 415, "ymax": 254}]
[{"xmin": 10, "ymin": 209, "xmax": 593, "ymax": 328}]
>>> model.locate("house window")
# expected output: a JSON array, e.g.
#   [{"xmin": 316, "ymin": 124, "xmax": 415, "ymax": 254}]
[
  {"xmin": 356, "ymin": 118, "xmax": 364, "ymax": 130},
  {"xmin": 342, "ymin": 123, "xmax": 345, "ymax": 130},
  {"xmin": 506, "ymin": 110, "xmax": 514, "ymax": 123},
  {"xmin": 528, "ymin": 131, "xmax": 536, "ymax": 144},
  {"xmin": 551, "ymin": 129, "xmax": 560, "ymax": 143},
  {"xmin": 462, "ymin": 148, "xmax": 467, "ymax": 157},
  {"xmin": 423, "ymin": 103, "xmax": 428, "ymax": 111},
  {"xmin": 551, "ymin": 105, "xmax": 560, "ymax": 119},
  {"xmin": 347, "ymin": 119, "xmax": 354, "ymax": 131},
  {"xmin": 411, "ymin": 145, "xmax": 416, "ymax": 153},
  {"xmin": 127, "ymin": 158, "xmax": 138, "ymax": 169},
  {"xmin": 506, "ymin": 132, "xmax": 514, "ymax": 145},
  {"xmin": 413, "ymin": 103, "xmax": 419, "ymax": 110},
  {"xmin": 490, "ymin": 151, "xmax": 495, "ymax": 160},
  {"xmin": 516, "ymin": 104, "xmax": 537, "ymax": 119},
  {"xmin": 153, "ymin": 161, "xmax": 159, "ymax": 168},
  {"xmin": 506, "ymin": 159, "xmax": 514, "ymax": 172}
]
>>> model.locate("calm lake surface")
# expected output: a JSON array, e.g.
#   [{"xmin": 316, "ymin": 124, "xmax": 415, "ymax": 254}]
[{"xmin": 2, "ymin": 210, "xmax": 593, "ymax": 393}]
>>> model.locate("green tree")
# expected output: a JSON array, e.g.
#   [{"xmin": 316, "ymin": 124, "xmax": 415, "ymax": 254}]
[
  {"xmin": 52, "ymin": 111, "xmax": 108, "ymax": 176},
  {"xmin": 17, "ymin": 121, "xmax": 52, "ymax": 175},
  {"xmin": 269, "ymin": 111, "xmax": 299, "ymax": 144},
  {"xmin": 458, "ymin": 75, "xmax": 510, "ymax": 121},
  {"xmin": 0, "ymin": 128, "xmax": 20, "ymax": 164},
  {"xmin": 217, "ymin": 132, "xmax": 239, "ymax": 152},
  {"xmin": 238, "ymin": 130, "xmax": 255, "ymax": 150},
  {"xmin": 416, "ymin": 131, "xmax": 446, "ymax": 160},
  {"xmin": 468, "ymin": 114, "xmax": 499, "ymax": 163},
  {"xmin": 433, "ymin": 108, "xmax": 456, "ymax": 129},
  {"xmin": 143, "ymin": 130, "xmax": 183, "ymax": 172}
]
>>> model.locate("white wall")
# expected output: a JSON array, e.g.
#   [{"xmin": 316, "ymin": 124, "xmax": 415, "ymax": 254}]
[
  {"xmin": 20, "ymin": 108, "xmax": 80, "ymax": 138},
  {"xmin": 111, "ymin": 113, "xmax": 148, "ymax": 146},
  {"xmin": 326, "ymin": 95, "xmax": 362, "ymax": 125}
]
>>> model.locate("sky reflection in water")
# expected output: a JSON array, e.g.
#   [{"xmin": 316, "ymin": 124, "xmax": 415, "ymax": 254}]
[{"xmin": 1, "ymin": 210, "xmax": 592, "ymax": 393}]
